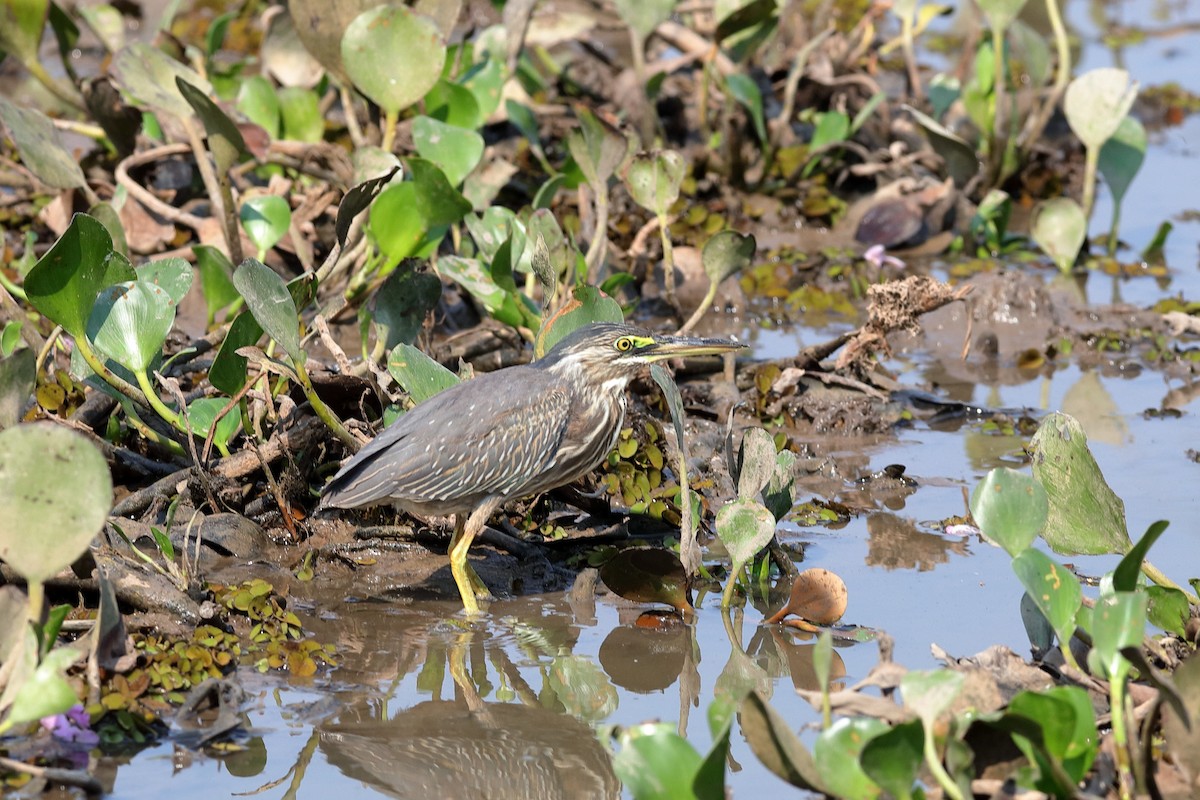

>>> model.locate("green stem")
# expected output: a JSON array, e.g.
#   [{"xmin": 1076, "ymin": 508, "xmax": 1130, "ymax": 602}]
[
  {"xmin": 1082, "ymin": 148, "xmax": 1099, "ymax": 220},
  {"xmin": 924, "ymin": 726, "xmax": 965, "ymax": 800},
  {"xmin": 381, "ymin": 109, "xmax": 400, "ymax": 153},
  {"xmin": 584, "ymin": 187, "xmax": 610, "ymax": 284},
  {"xmin": 1142, "ymin": 560, "xmax": 1200, "ymax": 604},
  {"xmin": 293, "ymin": 358, "xmax": 360, "ymax": 451},
  {"xmin": 720, "ymin": 559, "xmax": 742, "ymax": 609},
  {"xmin": 134, "ymin": 368, "xmax": 185, "ymax": 432},
  {"xmin": 119, "ymin": 397, "xmax": 187, "ymax": 456},
  {"xmin": 23, "ymin": 59, "xmax": 84, "ymax": 110},
  {"xmin": 75, "ymin": 336, "xmax": 150, "ymax": 407},
  {"xmin": 989, "ymin": 25, "xmax": 1008, "ymax": 185},
  {"xmin": 678, "ymin": 282, "xmax": 718, "ymax": 335},
  {"xmin": 1109, "ymin": 671, "xmax": 1134, "ymax": 800},
  {"xmin": 26, "ymin": 580, "xmax": 44, "ymax": 634},
  {"xmin": 1107, "ymin": 204, "xmax": 1122, "ymax": 257},
  {"xmin": 658, "ymin": 213, "xmax": 677, "ymax": 309}
]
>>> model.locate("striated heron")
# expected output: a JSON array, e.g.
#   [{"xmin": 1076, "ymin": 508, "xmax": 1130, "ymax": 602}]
[{"xmin": 319, "ymin": 322, "xmax": 744, "ymax": 613}]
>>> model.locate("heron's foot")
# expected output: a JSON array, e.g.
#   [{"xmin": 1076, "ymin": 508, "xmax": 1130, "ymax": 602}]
[
  {"xmin": 450, "ymin": 555, "xmax": 492, "ymax": 615},
  {"xmin": 465, "ymin": 562, "xmax": 494, "ymax": 601}
]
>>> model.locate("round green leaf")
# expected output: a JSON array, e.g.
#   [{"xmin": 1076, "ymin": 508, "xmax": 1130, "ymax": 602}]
[
  {"xmin": 625, "ymin": 149, "xmax": 685, "ymax": 217},
  {"xmin": 24, "ymin": 213, "xmax": 135, "ymax": 340},
  {"xmin": 1011, "ymin": 548, "xmax": 1082, "ymax": 641},
  {"xmin": 186, "ymin": 397, "xmax": 241, "ymax": 453},
  {"xmin": 341, "ymin": 5, "xmax": 446, "ymax": 117},
  {"xmin": 613, "ymin": 723, "xmax": 704, "ymax": 799},
  {"xmin": 387, "ymin": 343, "xmax": 460, "ymax": 404},
  {"xmin": 0, "ymin": 97, "xmax": 86, "ymax": 190},
  {"xmin": 969, "ymin": 467, "xmax": 1048, "ymax": 556},
  {"xmin": 1, "ymin": 643, "xmax": 84, "ymax": 732},
  {"xmin": 232, "ymin": 259, "xmax": 302, "ymax": 363},
  {"xmin": 702, "ymin": 230, "xmax": 756, "ymax": 286},
  {"xmin": 813, "ymin": 717, "xmax": 888, "ymax": 800},
  {"xmin": 976, "ymin": 0, "xmax": 1029, "ymax": 32},
  {"xmin": 237, "ymin": 75, "xmax": 281, "ymax": 138},
  {"xmin": 86, "ymin": 280, "xmax": 177, "ymax": 372},
  {"xmin": 715, "ymin": 498, "xmax": 777, "ymax": 569},
  {"xmin": 1030, "ymin": 197, "xmax": 1086, "ymax": 274},
  {"xmin": 860, "ymin": 720, "xmax": 924, "ymax": 800},
  {"xmin": 278, "ymin": 87, "xmax": 324, "ymax": 142},
  {"xmin": 137, "ymin": 257, "xmax": 194, "ymax": 306},
  {"xmin": 240, "ymin": 195, "xmax": 292, "ymax": 256},
  {"xmin": 0, "ymin": 424, "xmax": 112, "ymax": 585},
  {"xmin": 900, "ymin": 669, "xmax": 964, "ymax": 727},
  {"xmin": 424, "ymin": 78, "xmax": 483, "ymax": 130},
  {"xmin": 412, "ymin": 115, "xmax": 484, "ymax": 187},
  {"xmin": 1064, "ymin": 68, "xmax": 1138, "ymax": 151},
  {"xmin": 612, "ymin": 0, "xmax": 675, "ymax": 42}
]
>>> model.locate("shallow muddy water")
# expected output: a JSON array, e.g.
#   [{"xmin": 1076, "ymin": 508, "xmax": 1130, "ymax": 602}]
[{"xmin": 84, "ymin": 0, "xmax": 1200, "ymax": 797}]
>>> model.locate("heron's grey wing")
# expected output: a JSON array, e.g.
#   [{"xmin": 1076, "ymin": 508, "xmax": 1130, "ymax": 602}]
[{"xmin": 319, "ymin": 367, "xmax": 569, "ymax": 509}]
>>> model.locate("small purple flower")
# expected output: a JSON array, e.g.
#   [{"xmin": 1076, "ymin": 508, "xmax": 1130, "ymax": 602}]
[
  {"xmin": 41, "ymin": 704, "xmax": 99, "ymax": 747},
  {"xmin": 864, "ymin": 244, "xmax": 906, "ymax": 270}
]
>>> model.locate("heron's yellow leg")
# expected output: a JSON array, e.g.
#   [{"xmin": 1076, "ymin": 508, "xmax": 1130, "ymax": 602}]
[{"xmin": 448, "ymin": 501, "xmax": 501, "ymax": 614}]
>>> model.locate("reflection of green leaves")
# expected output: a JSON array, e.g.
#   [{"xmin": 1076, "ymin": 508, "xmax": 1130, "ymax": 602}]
[
  {"xmin": 0, "ymin": 97, "xmax": 86, "ymax": 190},
  {"xmin": 342, "ymin": 5, "xmax": 446, "ymax": 117},
  {"xmin": 387, "ymin": 344, "xmax": 459, "ymax": 404},
  {"xmin": 598, "ymin": 547, "xmax": 692, "ymax": 613},
  {"xmin": 240, "ymin": 196, "xmax": 292, "ymax": 258},
  {"xmin": 969, "ymin": 467, "xmax": 1047, "ymax": 556},
  {"xmin": 546, "ymin": 655, "xmax": 618, "ymax": 721},
  {"xmin": 0, "ymin": 424, "xmax": 112, "ymax": 585},
  {"xmin": 87, "ymin": 281, "xmax": 179, "ymax": 372},
  {"xmin": 1030, "ymin": 198, "xmax": 1086, "ymax": 273},
  {"xmin": 25, "ymin": 213, "xmax": 135, "ymax": 340},
  {"xmin": 232, "ymin": 258, "xmax": 302, "ymax": 363}
]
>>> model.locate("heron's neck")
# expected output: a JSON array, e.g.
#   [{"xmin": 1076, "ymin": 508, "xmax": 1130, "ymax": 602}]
[{"xmin": 547, "ymin": 358, "xmax": 633, "ymax": 399}]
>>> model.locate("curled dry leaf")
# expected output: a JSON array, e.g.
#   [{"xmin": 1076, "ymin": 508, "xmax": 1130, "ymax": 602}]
[{"xmin": 765, "ymin": 568, "xmax": 848, "ymax": 627}]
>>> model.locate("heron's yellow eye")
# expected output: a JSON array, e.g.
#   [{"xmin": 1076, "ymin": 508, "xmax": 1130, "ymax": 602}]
[{"xmin": 614, "ymin": 336, "xmax": 634, "ymax": 352}]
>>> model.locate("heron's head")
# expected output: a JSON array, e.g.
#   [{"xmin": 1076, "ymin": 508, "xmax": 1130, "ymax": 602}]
[{"xmin": 540, "ymin": 323, "xmax": 745, "ymax": 387}]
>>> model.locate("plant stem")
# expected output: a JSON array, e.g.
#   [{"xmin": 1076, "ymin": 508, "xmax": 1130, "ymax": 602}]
[
  {"xmin": 381, "ymin": 109, "xmax": 400, "ymax": 153},
  {"xmin": 720, "ymin": 560, "xmax": 741, "ymax": 609},
  {"xmin": 1020, "ymin": 0, "xmax": 1071, "ymax": 153},
  {"xmin": 988, "ymin": 25, "xmax": 1008, "ymax": 186},
  {"xmin": 1107, "ymin": 204, "xmax": 1122, "ymax": 256},
  {"xmin": 584, "ymin": 186, "xmax": 610, "ymax": 283},
  {"xmin": 658, "ymin": 212, "xmax": 678, "ymax": 309},
  {"xmin": 1141, "ymin": 560, "xmax": 1200, "ymax": 604},
  {"xmin": 182, "ymin": 117, "xmax": 238, "ymax": 263},
  {"xmin": 924, "ymin": 726, "xmax": 965, "ymax": 800},
  {"xmin": 678, "ymin": 283, "xmax": 718, "ymax": 335},
  {"xmin": 1081, "ymin": 147, "xmax": 1099, "ymax": 220},
  {"xmin": 74, "ymin": 336, "xmax": 150, "ymax": 407},
  {"xmin": 26, "ymin": 580, "xmax": 45, "ymax": 635},
  {"xmin": 134, "ymin": 368, "xmax": 185, "ymax": 432},
  {"xmin": 1109, "ymin": 673, "xmax": 1134, "ymax": 800},
  {"xmin": 293, "ymin": 358, "xmax": 360, "ymax": 451},
  {"xmin": 23, "ymin": 60, "xmax": 84, "ymax": 110}
]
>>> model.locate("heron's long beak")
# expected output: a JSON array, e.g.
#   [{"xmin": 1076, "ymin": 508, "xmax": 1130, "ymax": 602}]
[{"xmin": 642, "ymin": 334, "xmax": 747, "ymax": 362}]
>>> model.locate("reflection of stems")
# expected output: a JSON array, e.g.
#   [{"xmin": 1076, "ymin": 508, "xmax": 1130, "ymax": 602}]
[
  {"xmin": 293, "ymin": 358, "xmax": 360, "ymax": 451},
  {"xmin": 280, "ymin": 728, "xmax": 321, "ymax": 800},
  {"xmin": 134, "ymin": 368, "xmax": 185, "ymax": 432},
  {"xmin": 381, "ymin": 109, "xmax": 399, "ymax": 153},
  {"xmin": 1106, "ymin": 204, "xmax": 1122, "ymax": 256},
  {"xmin": 584, "ymin": 185, "xmax": 610, "ymax": 283},
  {"xmin": 924, "ymin": 723, "xmax": 964, "ymax": 800}
]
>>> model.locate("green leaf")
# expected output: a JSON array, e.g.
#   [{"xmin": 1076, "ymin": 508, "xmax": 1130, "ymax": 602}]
[
  {"xmin": 0, "ymin": 0, "xmax": 48, "ymax": 63},
  {"xmin": 860, "ymin": 720, "xmax": 923, "ymax": 800},
  {"xmin": 111, "ymin": 42, "xmax": 210, "ymax": 120},
  {"xmin": 738, "ymin": 689, "xmax": 825, "ymax": 791},
  {"xmin": 459, "ymin": 56, "xmax": 505, "ymax": 122},
  {"xmin": 339, "ymin": 153, "xmax": 402, "ymax": 246},
  {"xmin": 194, "ymin": 245, "xmax": 240, "ymax": 327},
  {"xmin": 342, "ymin": 5, "xmax": 446, "ymax": 116},
  {"xmin": 1090, "ymin": 591, "xmax": 1147, "ymax": 679},
  {"xmin": 903, "ymin": 105, "xmax": 980, "ymax": 187},
  {"xmin": 0, "ymin": 321, "xmax": 21, "ymax": 357},
  {"xmin": 613, "ymin": 722, "xmax": 703, "ymax": 800},
  {"xmin": 175, "ymin": 77, "xmax": 246, "ymax": 172},
  {"xmin": 715, "ymin": 498, "xmax": 777, "ymax": 571},
  {"xmin": 1145, "ymin": 585, "xmax": 1189, "ymax": 637},
  {"xmin": 209, "ymin": 310, "xmax": 263, "ymax": 395},
  {"xmin": 1030, "ymin": 198, "xmax": 1086, "ymax": 273},
  {"xmin": 1008, "ymin": 687, "xmax": 1097, "ymax": 784},
  {"xmin": 0, "ymin": 642, "xmax": 84, "ymax": 733},
  {"xmin": 900, "ymin": 669, "xmax": 964, "ymax": 726},
  {"xmin": 232, "ymin": 259, "xmax": 302, "ymax": 363},
  {"xmin": 87, "ymin": 200, "xmax": 128, "ymax": 259},
  {"xmin": 810, "ymin": 109, "xmax": 851, "ymax": 151},
  {"xmin": 0, "ymin": 348, "xmax": 35, "ymax": 431},
  {"xmin": 240, "ymin": 196, "xmax": 292, "ymax": 257},
  {"xmin": 612, "ymin": 0, "xmax": 676, "ymax": 42},
  {"xmin": 625, "ymin": 150, "xmax": 685, "ymax": 217},
  {"xmin": 1011, "ymin": 549, "xmax": 1082, "ymax": 644},
  {"xmin": 1064, "ymin": 68, "xmax": 1139, "ymax": 151},
  {"xmin": 969, "ymin": 467, "xmax": 1048, "ymax": 556},
  {"xmin": 1112, "ymin": 520, "xmax": 1169, "ymax": 592},
  {"xmin": 813, "ymin": 717, "xmax": 887, "ymax": 799},
  {"xmin": 567, "ymin": 106, "xmax": 628, "ymax": 189},
  {"xmin": 702, "ymin": 229, "xmax": 756, "ymax": 286},
  {"xmin": 734, "ymin": 426, "xmax": 776, "ymax": 500},
  {"xmin": 1098, "ymin": 115, "xmax": 1147, "ymax": 206},
  {"xmin": 278, "ymin": 87, "xmax": 324, "ymax": 142},
  {"xmin": 366, "ymin": 268, "xmax": 441, "ymax": 352},
  {"xmin": 185, "ymin": 397, "xmax": 240, "ymax": 455},
  {"xmin": 136, "ymin": 257, "xmax": 194, "ymax": 306},
  {"xmin": 0, "ymin": 97, "xmax": 86, "ymax": 190},
  {"xmin": 534, "ymin": 285, "xmax": 624, "ymax": 358},
  {"xmin": 24, "ymin": 213, "xmax": 136, "ymax": 340},
  {"xmin": 725, "ymin": 73, "xmax": 766, "ymax": 143},
  {"xmin": 86, "ymin": 281, "xmax": 178, "ymax": 372},
  {"xmin": 386, "ymin": 343, "xmax": 459, "ymax": 403},
  {"xmin": 976, "ymin": 0, "xmax": 1029, "ymax": 31},
  {"xmin": 412, "ymin": 115, "xmax": 484, "ymax": 187},
  {"xmin": 1029, "ymin": 412, "xmax": 1131, "ymax": 555},
  {"xmin": 0, "ymin": 424, "xmax": 112, "ymax": 585},
  {"xmin": 424, "ymin": 78, "xmax": 482, "ymax": 130},
  {"xmin": 236, "ymin": 75, "xmax": 281, "ymax": 138}
]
